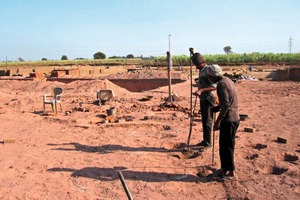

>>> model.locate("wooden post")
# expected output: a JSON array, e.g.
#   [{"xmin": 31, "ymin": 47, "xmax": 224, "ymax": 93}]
[
  {"xmin": 118, "ymin": 171, "xmax": 133, "ymax": 200},
  {"xmin": 167, "ymin": 51, "xmax": 172, "ymax": 102}
]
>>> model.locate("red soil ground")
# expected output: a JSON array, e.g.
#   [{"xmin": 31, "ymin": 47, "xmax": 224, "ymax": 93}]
[{"xmin": 0, "ymin": 75, "xmax": 299, "ymax": 199}]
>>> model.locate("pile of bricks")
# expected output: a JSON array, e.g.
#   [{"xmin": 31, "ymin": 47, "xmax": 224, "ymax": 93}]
[{"xmin": 152, "ymin": 101, "xmax": 189, "ymax": 113}]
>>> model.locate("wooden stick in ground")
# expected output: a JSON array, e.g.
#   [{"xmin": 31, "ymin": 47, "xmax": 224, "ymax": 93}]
[
  {"xmin": 167, "ymin": 51, "xmax": 172, "ymax": 102},
  {"xmin": 118, "ymin": 171, "xmax": 134, "ymax": 200}
]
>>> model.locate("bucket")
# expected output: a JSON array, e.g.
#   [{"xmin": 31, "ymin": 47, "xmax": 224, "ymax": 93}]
[{"xmin": 106, "ymin": 107, "xmax": 116, "ymax": 116}]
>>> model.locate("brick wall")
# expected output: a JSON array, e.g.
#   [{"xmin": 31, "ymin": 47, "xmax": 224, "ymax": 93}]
[
  {"xmin": 275, "ymin": 68, "xmax": 300, "ymax": 81},
  {"xmin": 290, "ymin": 68, "xmax": 300, "ymax": 81}
]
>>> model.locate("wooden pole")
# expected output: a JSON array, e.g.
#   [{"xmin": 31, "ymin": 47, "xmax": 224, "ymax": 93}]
[
  {"xmin": 167, "ymin": 51, "xmax": 172, "ymax": 102},
  {"xmin": 118, "ymin": 171, "xmax": 133, "ymax": 200}
]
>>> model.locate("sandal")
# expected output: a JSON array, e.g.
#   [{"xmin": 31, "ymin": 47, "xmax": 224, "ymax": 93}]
[
  {"xmin": 224, "ymin": 174, "xmax": 238, "ymax": 181},
  {"xmin": 213, "ymin": 169, "xmax": 226, "ymax": 177}
]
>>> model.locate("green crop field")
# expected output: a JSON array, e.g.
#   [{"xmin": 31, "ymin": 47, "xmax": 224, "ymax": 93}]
[{"xmin": 1, "ymin": 53, "xmax": 299, "ymax": 69}]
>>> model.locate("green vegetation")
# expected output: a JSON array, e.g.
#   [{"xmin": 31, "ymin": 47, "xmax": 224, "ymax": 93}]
[
  {"xmin": 156, "ymin": 53, "xmax": 300, "ymax": 66},
  {"xmin": 223, "ymin": 46, "xmax": 233, "ymax": 54},
  {"xmin": 1, "ymin": 53, "xmax": 299, "ymax": 68},
  {"xmin": 203, "ymin": 53, "xmax": 300, "ymax": 65},
  {"xmin": 61, "ymin": 55, "xmax": 68, "ymax": 60},
  {"xmin": 93, "ymin": 52, "xmax": 106, "ymax": 59},
  {"xmin": 126, "ymin": 54, "xmax": 134, "ymax": 59},
  {"xmin": 0, "ymin": 58, "xmax": 156, "ymax": 67}
]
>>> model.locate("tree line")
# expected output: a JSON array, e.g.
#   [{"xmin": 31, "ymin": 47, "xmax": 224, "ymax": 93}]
[
  {"xmin": 3, "ymin": 51, "xmax": 300, "ymax": 67},
  {"xmin": 41, "ymin": 52, "xmax": 134, "ymax": 61}
]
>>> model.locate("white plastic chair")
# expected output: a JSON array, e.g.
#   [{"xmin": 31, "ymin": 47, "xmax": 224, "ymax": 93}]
[
  {"xmin": 96, "ymin": 89, "xmax": 114, "ymax": 105},
  {"xmin": 43, "ymin": 87, "xmax": 63, "ymax": 114}
]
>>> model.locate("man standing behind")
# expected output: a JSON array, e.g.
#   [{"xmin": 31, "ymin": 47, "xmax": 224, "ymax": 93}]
[
  {"xmin": 190, "ymin": 48, "xmax": 217, "ymax": 149},
  {"xmin": 207, "ymin": 65, "xmax": 240, "ymax": 179}
]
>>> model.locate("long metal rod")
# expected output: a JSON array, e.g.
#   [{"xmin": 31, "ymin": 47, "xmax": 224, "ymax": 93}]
[
  {"xmin": 189, "ymin": 51, "xmax": 193, "ymax": 124},
  {"xmin": 118, "ymin": 171, "xmax": 133, "ymax": 200},
  {"xmin": 212, "ymin": 114, "xmax": 216, "ymax": 166},
  {"xmin": 187, "ymin": 51, "xmax": 194, "ymax": 146},
  {"xmin": 187, "ymin": 95, "xmax": 198, "ymax": 146}
]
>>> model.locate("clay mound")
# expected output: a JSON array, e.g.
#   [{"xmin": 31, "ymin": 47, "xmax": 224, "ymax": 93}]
[
  {"xmin": 64, "ymin": 79, "xmax": 136, "ymax": 98},
  {"xmin": 0, "ymin": 80, "xmax": 65, "ymax": 94},
  {"xmin": 0, "ymin": 79, "xmax": 135, "ymax": 98}
]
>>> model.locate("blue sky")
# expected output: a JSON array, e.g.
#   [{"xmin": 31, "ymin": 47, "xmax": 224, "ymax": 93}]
[{"xmin": 0, "ymin": 0, "xmax": 299, "ymax": 61}]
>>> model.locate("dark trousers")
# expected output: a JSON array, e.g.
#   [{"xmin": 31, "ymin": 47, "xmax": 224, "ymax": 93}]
[
  {"xmin": 219, "ymin": 121, "xmax": 239, "ymax": 171},
  {"xmin": 200, "ymin": 100, "xmax": 214, "ymax": 145}
]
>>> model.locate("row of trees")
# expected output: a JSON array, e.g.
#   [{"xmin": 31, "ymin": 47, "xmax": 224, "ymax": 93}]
[
  {"xmin": 93, "ymin": 52, "xmax": 135, "ymax": 59},
  {"xmin": 58, "ymin": 46, "xmax": 234, "ymax": 61},
  {"xmin": 14, "ymin": 47, "xmax": 299, "ymax": 66},
  {"xmin": 40, "ymin": 52, "xmax": 135, "ymax": 61}
]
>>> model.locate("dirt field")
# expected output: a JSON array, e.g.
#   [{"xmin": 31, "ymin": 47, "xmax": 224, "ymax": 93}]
[{"xmin": 0, "ymin": 70, "xmax": 299, "ymax": 199}]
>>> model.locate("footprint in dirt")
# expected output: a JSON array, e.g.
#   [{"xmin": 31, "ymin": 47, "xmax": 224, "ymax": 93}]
[
  {"xmin": 172, "ymin": 148, "xmax": 203, "ymax": 159},
  {"xmin": 246, "ymin": 153, "xmax": 259, "ymax": 160}
]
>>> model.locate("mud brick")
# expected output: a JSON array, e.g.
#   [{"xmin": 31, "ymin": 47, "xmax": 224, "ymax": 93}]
[
  {"xmin": 106, "ymin": 115, "xmax": 116, "ymax": 121},
  {"xmin": 0, "ymin": 139, "xmax": 15, "ymax": 143},
  {"xmin": 277, "ymin": 137, "xmax": 287, "ymax": 144},
  {"xmin": 244, "ymin": 127, "xmax": 255, "ymax": 132},
  {"xmin": 118, "ymin": 119, "xmax": 126, "ymax": 123},
  {"xmin": 124, "ymin": 116, "xmax": 134, "ymax": 121},
  {"xmin": 111, "ymin": 118, "xmax": 119, "ymax": 123},
  {"xmin": 77, "ymin": 107, "xmax": 85, "ymax": 112},
  {"xmin": 96, "ymin": 119, "xmax": 106, "ymax": 124}
]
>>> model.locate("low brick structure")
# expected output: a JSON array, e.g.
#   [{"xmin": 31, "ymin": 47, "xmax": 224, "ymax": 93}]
[
  {"xmin": 0, "ymin": 70, "xmax": 10, "ymax": 76},
  {"xmin": 51, "ymin": 68, "xmax": 80, "ymax": 78},
  {"xmin": 290, "ymin": 68, "xmax": 300, "ymax": 81},
  {"xmin": 29, "ymin": 72, "xmax": 43, "ymax": 78},
  {"xmin": 109, "ymin": 78, "xmax": 186, "ymax": 92},
  {"xmin": 275, "ymin": 68, "xmax": 300, "ymax": 81}
]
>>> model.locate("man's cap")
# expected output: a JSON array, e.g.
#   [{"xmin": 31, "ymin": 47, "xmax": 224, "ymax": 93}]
[
  {"xmin": 191, "ymin": 53, "xmax": 205, "ymax": 66},
  {"xmin": 207, "ymin": 65, "xmax": 223, "ymax": 77}
]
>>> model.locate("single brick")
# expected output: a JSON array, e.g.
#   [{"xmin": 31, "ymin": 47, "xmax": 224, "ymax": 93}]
[
  {"xmin": 277, "ymin": 137, "xmax": 287, "ymax": 144},
  {"xmin": 1, "ymin": 139, "xmax": 15, "ymax": 143},
  {"xmin": 244, "ymin": 127, "xmax": 255, "ymax": 132}
]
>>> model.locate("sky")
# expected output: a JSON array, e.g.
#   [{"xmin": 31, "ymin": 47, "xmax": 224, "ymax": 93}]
[{"xmin": 0, "ymin": 0, "xmax": 299, "ymax": 61}]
